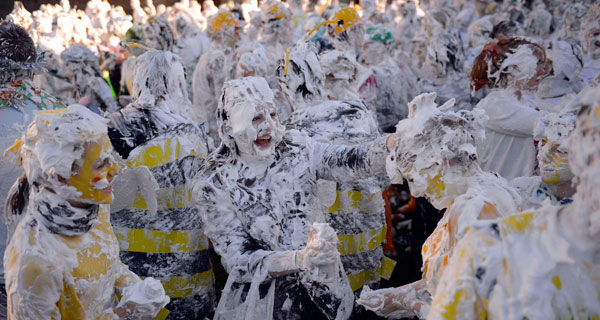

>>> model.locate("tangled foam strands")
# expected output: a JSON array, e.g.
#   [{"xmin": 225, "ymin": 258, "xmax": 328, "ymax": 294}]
[{"xmin": 0, "ymin": 51, "xmax": 48, "ymax": 84}]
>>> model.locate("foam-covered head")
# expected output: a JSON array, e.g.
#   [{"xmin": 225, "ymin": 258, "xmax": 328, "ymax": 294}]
[
  {"xmin": 424, "ymin": 29, "xmax": 464, "ymax": 78},
  {"xmin": 467, "ymin": 18, "xmax": 493, "ymax": 48},
  {"xmin": 326, "ymin": 7, "xmax": 365, "ymax": 54},
  {"xmin": 143, "ymin": 17, "xmax": 175, "ymax": 51},
  {"xmin": 130, "ymin": 50, "xmax": 188, "ymax": 110},
  {"xmin": 525, "ymin": 4, "xmax": 552, "ymax": 38},
  {"xmin": 236, "ymin": 49, "xmax": 268, "ymax": 78},
  {"xmin": 534, "ymin": 112, "xmax": 576, "ymax": 185},
  {"xmin": 0, "ymin": 21, "xmax": 44, "ymax": 83},
  {"xmin": 276, "ymin": 41, "xmax": 324, "ymax": 110},
  {"xmin": 207, "ymin": 11, "xmax": 243, "ymax": 45},
  {"xmin": 260, "ymin": 1, "xmax": 292, "ymax": 43},
  {"xmin": 562, "ymin": 3, "xmax": 587, "ymax": 40},
  {"xmin": 5, "ymin": 105, "xmax": 117, "ymax": 204},
  {"xmin": 567, "ymin": 88, "xmax": 600, "ymax": 238},
  {"xmin": 60, "ymin": 44, "xmax": 100, "ymax": 77},
  {"xmin": 470, "ymin": 38, "xmax": 552, "ymax": 91},
  {"xmin": 217, "ymin": 77, "xmax": 285, "ymax": 160},
  {"xmin": 361, "ymin": 24, "xmax": 393, "ymax": 66},
  {"xmin": 387, "ymin": 92, "xmax": 487, "ymax": 208},
  {"xmin": 580, "ymin": 4, "xmax": 600, "ymax": 57}
]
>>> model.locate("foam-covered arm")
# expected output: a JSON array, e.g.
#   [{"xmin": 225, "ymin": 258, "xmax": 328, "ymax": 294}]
[
  {"xmin": 5, "ymin": 255, "xmax": 63, "ymax": 319},
  {"xmin": 312, "ymin": 135, "xmax": 389, "ymax": 182}
]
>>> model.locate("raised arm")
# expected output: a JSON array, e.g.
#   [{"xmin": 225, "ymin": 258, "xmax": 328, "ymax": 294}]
[{"xmin": 310, "ymin": 135, "xmax": 389, "ymax": 182}]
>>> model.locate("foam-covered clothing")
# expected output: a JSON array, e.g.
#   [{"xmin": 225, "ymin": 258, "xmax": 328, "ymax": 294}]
[
  {"xmin": 476, "ymin": 89, "xmax": 547, "ymax": 181},
  {"xmin": 428, "ymin": 205, "xmax": 600, "ymax": 319},
  {"xmin": 420, "ymin": 172, "xmax": 519, "ymax": 297},
  {"xmin": 286, "ymin": 100, "xmax": 395, "ymax": 293},
  {"xmin": 4, "ymin": 189, "xmax": 148, "ymax": 319},
  {"xmin": 195, "ymin": 132, "xmax": 389, "ymax": 320},
  {"xmin": 510, "ymin": 176, "xmax": 572, "ymax": 211},
  {"xmin": 0, "ymin": 80, "xmax": 64, "ymax": 284},
  {"xmin": 191, "ymin": 46, "xmax": 236, "ymax": 144},
  {"xmin": 108, "ymin": 107, "xmax": 215, "ymax": 319}
]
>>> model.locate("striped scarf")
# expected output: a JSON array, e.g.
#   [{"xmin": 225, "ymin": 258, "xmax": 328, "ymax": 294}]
[{"xmin": 32, "ymin": 188, "xmax": 100, "ymax": 236}]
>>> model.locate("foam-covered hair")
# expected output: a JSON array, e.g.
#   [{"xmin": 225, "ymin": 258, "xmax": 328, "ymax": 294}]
[
  {"xmin": 130, "ymin": 50, "xmax": 188, "ymax": 111},
  {"xmin": 580, "ymin": 3, "xmax": 600, "ymax": 54},
  {"xmin": 388, "ymin": 92, "xmax": 487, "ymax": 180},
  {"xmin": 0, "ymin": 21, "xmax": 45, "ymax": 83},
  {"xmin": 276, "ymin": 41, "xmax": 324, "ymax": 108},
  {"xmin": 144, "ymin": 17, "xmax": 175, "ymax": 51},
  {"xmin": 5, "ymin": 105, "xmax": 109, "ymax": 187}
]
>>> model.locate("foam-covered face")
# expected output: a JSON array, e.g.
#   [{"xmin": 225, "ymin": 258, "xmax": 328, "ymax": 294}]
[
  {"xmin": 583, "ymin": 25, "xmax": 600, "ymax": 57},
  {"xmin": 230, "ymin": 101, "xmax": 282, "ymax": 159},
  {"xmin": 538, "ymin": 140, "xmax": 573, "ymax": 185},
  {"xmin": 68, "ymin": 135, "xmax": 118, "ymax": 204},
  {"xmin": 361, "ymin": 40, "xmax": 386, "ymax": 66},
  {"xmin": 261, "ymin": 17, "xmax": 291, "ymax": 43}
]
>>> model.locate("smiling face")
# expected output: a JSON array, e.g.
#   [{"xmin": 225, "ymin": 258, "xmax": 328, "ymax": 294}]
[
  {"xmin": 68, "ymin": 135, "xmax": 118, "ymax": 204},
  {"xmin": 229, "ymin": 100, "xmax": 282, "ymax": 159}
]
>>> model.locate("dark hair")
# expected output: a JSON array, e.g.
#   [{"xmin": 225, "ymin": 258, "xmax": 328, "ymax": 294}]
[
  {"xmin": 0, "ymin": 21, "xmax": 36, "ymax": 63},
  {"xmin": 5, "ymin": 174, "xmax": 30, "ymax": 219},
  {"xmin": 469, "ymin": 38, "xmax": 545, "ymax": 91}
]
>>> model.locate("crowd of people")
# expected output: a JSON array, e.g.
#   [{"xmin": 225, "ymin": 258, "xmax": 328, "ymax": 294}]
[{"xmin": 0, "ymin": 0, "xmax": 599, "ymax": 319}]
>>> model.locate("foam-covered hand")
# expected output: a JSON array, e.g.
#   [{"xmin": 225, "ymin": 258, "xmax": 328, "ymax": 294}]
[
  {"xmin": 297, "ymin": 223, "xmax": 339, "ymax": 269},
  {"xmin": 357, "ymin": 280, "xmax": 430, "ymax": 319},
  {"xmin": 114, "ymin": 277, "xmax": 170, "ymax": 319}
]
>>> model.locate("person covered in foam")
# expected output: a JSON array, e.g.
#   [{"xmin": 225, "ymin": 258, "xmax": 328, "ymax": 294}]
[
  {"xmin": 192, "ymin": 10, "xmax": 245, "ymax": 145},
  {"xmin": 0, "ymin": 21, "xmax": 66, "ymax": 310},
  {"xmin": 360, "ymin": 24, "xmax": 411, "ymax": 133},
  {"xmin": 580, "ymin": 4, "xmax": 600, "ymax": 85},
  {"xmin": 258, "ymin": 1, "xmax": 293, "ymax": 71},
  {"xmin": 470, "ymin": 38, "xmax": 553, "ymax": 181},
  {"xmin": 120, "ymin": 16, "xmax": 176, "ymax": 98},
  {"xmin": 425, "ymin": 87, "xmax": 600, "ymax": 320},
  {"xmin": 278, "ymin": 41, "xmax": 396, "ymax": 317},
  {"xmin": 193, "ymin": 76, "xmax": 396, "ymax": 320},
  {"xmin": 4, "ymin": 105, "xmax": 169, "ymax": 319},
  {"xmin": 60, "ymin": 44, "xmax": 120, "ymax": 115},
  {"xmin": 357, "ymin": 92, "xmax": 520, "ymax": 319},
  {"xmin": 107, "ymin": 50, "xmax": 215, "ymax": 319},
  {"xmin": 510, "ymin": 111, "xmax": 577, "ymax": 210}
]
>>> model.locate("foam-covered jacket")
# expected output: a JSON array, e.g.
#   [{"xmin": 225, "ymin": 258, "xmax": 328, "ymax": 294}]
[
  {"xmin": 194, "ymin": 131, "xmax": 388, "ymax": 320},
  {"xmin": 286, "ymin": 100, "xmax": 395, "ymax": 293},
  {"xmin": 5, "ymin": 189, "xmax": 162, "ymax": 319},
  {"xmin": 108, "ymin": 107, "xmax": 215, "ymax": 319},
  {"xmin": 428, "ymin": 204, "xmax": 600, "ymax": 319}
]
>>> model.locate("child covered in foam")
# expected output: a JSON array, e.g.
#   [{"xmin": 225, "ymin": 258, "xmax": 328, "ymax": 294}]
[
  {"xmin": 193, "ymin": 76, "xmax": 396, "ymax": 320},
  {"xmin": 4, "ymin": 105, "xmax": 168, "ymax": 319},
  {"xmin": 510, "ymin": 111, "xmax": 577, "ymax": 210},
  {"xmin": 426, "ymin": 87, "xmax": 600, "ymax": 320},
  {"xmin": 357, "ymin": 92, "xmax": 521, "ymax": 319}
]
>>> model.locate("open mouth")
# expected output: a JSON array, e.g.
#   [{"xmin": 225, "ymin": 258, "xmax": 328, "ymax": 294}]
[{"xmin": 254, "ymin": 136, "xmax": 272, "ymax": 149}]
